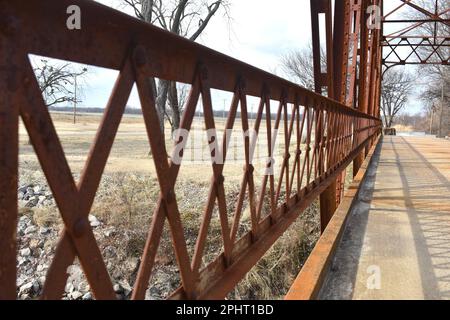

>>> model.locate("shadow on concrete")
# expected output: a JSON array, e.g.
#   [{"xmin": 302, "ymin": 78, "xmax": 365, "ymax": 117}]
[
  {"xmin": 319, "ymin": 136, "xmax": 450, "ymax": 299},
  {"xmin": 394, "ymin": 137, "xmax": 450, "ymax": 299},
  {"xmin": 318, "ymin": 138, "xmax": 382, "ymax": 300}
]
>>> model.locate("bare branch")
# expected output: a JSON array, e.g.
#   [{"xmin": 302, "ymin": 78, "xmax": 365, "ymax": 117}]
[
  {"xmin": 33, "ymin": 59, "xmax": 88, "ymax": 107},
  {"xmin": 189, "ymin": 1, "xmax": 222, "ymax": 41},
  {"xmin": 280, "ymin": 43, "xmax": 327, "ymax": 91},
  {"xmin": 123, "ymin": 0, "xmax": 145, "ymax": 20}
]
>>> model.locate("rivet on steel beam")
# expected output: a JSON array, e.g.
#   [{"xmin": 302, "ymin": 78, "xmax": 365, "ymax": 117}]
[
  {"xmin": 244, "ymin": 164, "xmax": 254, "ymax": 176},
  {"xmin": 199, "ymin": 64, "xmax": 208, "ymax": 80},
  {"xmin": 165, "ymin": 190, "xmax": 175, "ymax": 204},
  {"xmin": 133, "ymin": 46, "xmax": 147, "ymax": 67},
  {"xmin": 216, "ymin": 174, "xmax": 225, "ymax": 185},
  {"xmin": 23, "ymin": 76, "xmax": 31, "ymax": 86},
  {"xmin": 261, "ymin": 83, "xmax": 270, "ymax": 97},
  {"xmin": 240, "ymin": 78, "xmax": 247, "ymax": 91},
  {"xmin": 281, "ymin": 90, "xmax": 288, "ymax": 103},
  {"xmin": 0, "ymin": 16, "xmax": 19, "ymax": 36},
  {"xmin": 250, "ymin": 230, "xmax": 259, "ymax": 243},
  {"xmin": 73, "ymin": 218, "xmax": 89, "ymax": 238}
]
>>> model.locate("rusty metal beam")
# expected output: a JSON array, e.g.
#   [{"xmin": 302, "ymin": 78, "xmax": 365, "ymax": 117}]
[
  {"xmin": 381, "ymin": 0, "xmax": 450, "ymax": 68},
  {"xmin": 310, "ymin": 0, "xmax": 340, "ymax": 232},
  {"xmin": 0, "ymin": 29, "xmax": 19, "ymax": 300},
  {"xmin": 353, "ymin": 0, "xmax": 371, "ymax": 176}
]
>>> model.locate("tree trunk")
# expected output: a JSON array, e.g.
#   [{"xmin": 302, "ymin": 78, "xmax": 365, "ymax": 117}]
[
  {"xmin": 387, "ymin": 115, "xmax": 393, "ymax": 128},
  {"xmin": 141, "ymin": 0, "xmax": 167, "ymax": 141},
  {"xmin": 430, "ymin": 111, "xmax": 434, "ymax": 134},
  {"xmin": 168, "ymin": 81, "xmax": 181, "ymax": 134},
  {"xmin": 382, "ymin": 112, "xmax": 388, "ymax": 128},
  {"xmin": 156, "ymin": 79, "xmax": 169, "ymax": 136},
  {"xmin": 138, "ymin": 0, "xmax": 225, "ymax": 144}
]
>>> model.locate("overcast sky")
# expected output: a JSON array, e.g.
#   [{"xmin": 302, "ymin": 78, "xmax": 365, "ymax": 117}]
[{"xmin": 60, "ymin": 0, "xmax": 422, "ymax": 114}]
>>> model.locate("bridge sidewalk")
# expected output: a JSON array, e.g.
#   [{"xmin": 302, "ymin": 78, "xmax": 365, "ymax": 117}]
[{"xmin": 319, "ymin": 136, "xmax": 450, "ymax": 300}]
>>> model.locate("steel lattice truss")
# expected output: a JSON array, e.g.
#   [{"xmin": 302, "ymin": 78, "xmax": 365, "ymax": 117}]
[
  {"xmin": 382, "ymin": 0, "xmax": 450, "ymax": 69},
  {"xmin": 0, "ymin": 0, "xmax": 381, "ymax": 299}
]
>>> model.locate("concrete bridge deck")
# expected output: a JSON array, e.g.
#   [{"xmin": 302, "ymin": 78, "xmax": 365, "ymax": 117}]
[{"xmin": 318, "ymin": 136, "xmax": 450, "ymax": 300}]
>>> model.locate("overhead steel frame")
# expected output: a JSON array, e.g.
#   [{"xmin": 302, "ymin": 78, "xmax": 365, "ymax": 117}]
[
  {"xmin": 381, "ymin": 1, "xmax": 449, "ymax": 139},
  {"xmin": 381, "ymin": 0, "xmax": 450, "ymax": 70},
  {"xmin": 0, "ymin": 0, "xmax": 381, "ymax": 299},
  {"xmin": 310, "ymin": 0, "xmax": 383, "ymax": 231},
  {"xmin": 305, "ymin": 0, "xmax": 449, "ymax": 279}
]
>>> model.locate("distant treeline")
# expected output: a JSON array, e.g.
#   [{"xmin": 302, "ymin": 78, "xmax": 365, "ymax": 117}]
[
  {"xmin": 48, "ymin": 105, "xmax": 143, "ymax": 115},
  {"xmin": 49, "ymin": 106, "xmax": 295, "ymax": 120}
]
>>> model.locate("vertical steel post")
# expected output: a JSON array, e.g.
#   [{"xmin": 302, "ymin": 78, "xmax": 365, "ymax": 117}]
[
  {"xmin": 367, "ymin": 0, "xmax": 382, "ymax": 148},
  {"xmin": 0, "ymin": 36, "xmax": 19, "ymax": 300},
  {"xmin": 310, "ymin": 0, "xmax": 336, "ymax": 233},
  {"xmin": 333, "ymin": 0, "xmax": 352, "ymax": 205},
  {"xmin": 334, "ymin": 0, "xmax": 351, "ymax": 103},
  {"xmin": 353, "ymin": 0, "xmax": 370, "ymax": 176},
  {"xmin": 347, "ymin": 0, "xmax": 363, "ymax": 109},
  {"xmin": 375, "ymin": 0, "xmax": 383, "ymax": 122},
  {"xmin": 311, "ymin": 0, "xmax": 352, "ymax": 232}
]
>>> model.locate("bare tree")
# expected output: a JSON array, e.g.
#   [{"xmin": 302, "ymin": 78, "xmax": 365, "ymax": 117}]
[
  {"xmin": 29, "ymin": 58, "xmax": 88, "ymax": 144},
  {"xmin": 381, "ymin": 68, "xmax": 414, "ymax": 128},
  {"xmin": 420, "ymin": 74, "xmax": 450, "ymax": 136},
  {"xmin": 166, "ymin": 82, "xmax": 188, "ymax": 135},
  {"xmin": 122, "ymin": 0, "xmax": 231, "ymax": 135},
  {"xmin": 280, "ymin": 43, "xmax": 326, "ymax": 91},
  {"xmin": 33, "ymin": 59, "xmax": 88, "ymax": 107},
  {"xmin": 422, "ymin": 101, "xmax": 439, "ymax": 134}
]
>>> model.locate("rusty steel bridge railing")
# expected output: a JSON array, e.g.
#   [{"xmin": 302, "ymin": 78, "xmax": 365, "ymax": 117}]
[{"xmin": 0, "ymin": 0, "xmax": 381, "ymax": 300}]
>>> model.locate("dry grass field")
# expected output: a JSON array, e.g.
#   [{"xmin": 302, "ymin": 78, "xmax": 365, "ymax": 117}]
[{"xmin": 19, "ymin": 111, "xmax": 303, "ymax": 184}]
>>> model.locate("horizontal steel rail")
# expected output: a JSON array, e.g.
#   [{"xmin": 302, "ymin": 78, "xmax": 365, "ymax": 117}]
[{"xmin": 0, "ymin": 0, "xmax": 381, "ymax": 299}]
